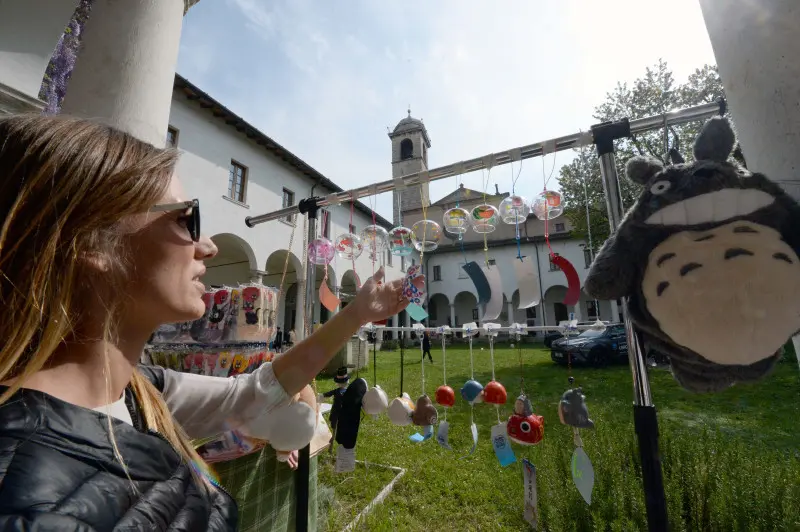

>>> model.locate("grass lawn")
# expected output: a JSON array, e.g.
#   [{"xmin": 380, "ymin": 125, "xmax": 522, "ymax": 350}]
[{"xmin": 316, "ymin": 342, "xmax": 800, "ymax": 531}]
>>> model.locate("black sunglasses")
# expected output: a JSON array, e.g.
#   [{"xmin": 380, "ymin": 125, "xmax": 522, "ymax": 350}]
[{"xmin": 149, "ymin": 199, "xmax": 201, "ymax": 242}]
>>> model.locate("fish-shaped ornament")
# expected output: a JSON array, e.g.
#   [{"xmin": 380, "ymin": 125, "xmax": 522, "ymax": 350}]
[{"xmin": 507, "ymin": 394, "xmax": 544, "ymax": 445}]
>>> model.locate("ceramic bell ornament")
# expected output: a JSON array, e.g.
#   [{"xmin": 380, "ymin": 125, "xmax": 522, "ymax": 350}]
[
  {"xmin": 308, "ymin": 237, "xmax": 334, "ymax": 265},
  {"xmin": 559, "ymin": 385, "xmax": 595, "ymax": 429},
  {"xmin": 507, "ymin": 394, "xmax": 544, "ymax": 445},
  {"xmin": 531, "ymin": 190, "xmax": 564, "ymax": 221},
  {"xmin": 412, "ymin": 395, "xmax": 438, "ymax": 426},
  {"xmin": 471, "ymin": 204, "xmax": 500, "ymax": 233},
  {"xmin": 389, "ymin": 226, "xmax": 415, "ymax": 256},
  {"xmin": 388, "ymin": 392, "xmax": 415, "ymax": 426},
  {"xmin": 360, "ymin": 224, "xmax": 389, "ymax": 260},
  {"xmin": 443, "ymin": 207, "xmax": 470, "ymax": 235},
  {"xmin": 334, "ymin": 232, "xmax": 363, "ymax": 260},
  {"xmin": 499, "ymin": 194, "xmax": 531, "ymax": 224},
  {"xmin": 363, "ymin": 385, "xmax": 389, "ymax": 417},
  {"xmin": 460, "ymin": 379, "xmax": 484, "ymax": 404},
  {"xmin": 410, "ymin": 220, "xmax": 442, "ymax": 252},
  {"xmin": 436, "ymin": 385, "xmax": 456, "ymax": 407}
]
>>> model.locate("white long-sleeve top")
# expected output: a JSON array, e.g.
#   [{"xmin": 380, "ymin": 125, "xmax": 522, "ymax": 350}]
[{"xmin": 93, "ymin": 362, "xmax": 289, "ymax": 440}]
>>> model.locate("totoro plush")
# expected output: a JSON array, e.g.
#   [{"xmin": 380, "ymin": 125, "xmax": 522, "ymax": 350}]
[{"xmin": 585, "ymin": 117, "xmax": 800, "ymax": 392}]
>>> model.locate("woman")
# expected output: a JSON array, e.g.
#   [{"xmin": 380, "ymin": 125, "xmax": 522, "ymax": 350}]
[{"xmin": 0, "ymin": 114, "xmax": 409, "ymax": 530}]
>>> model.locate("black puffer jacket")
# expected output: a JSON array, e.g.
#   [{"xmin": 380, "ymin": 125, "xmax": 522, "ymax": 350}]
[{"xmin": 0, "ymin": 365, "xmax": 238, "ymax": 531}]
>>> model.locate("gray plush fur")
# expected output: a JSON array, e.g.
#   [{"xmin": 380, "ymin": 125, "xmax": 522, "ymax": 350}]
[
  {"xmin": 693, "ymin": 116, "xmax": 736, "ymax": 162},
  {"xmin": 585, "ymin": 117, "xmax": 800, "ymax": 392}
]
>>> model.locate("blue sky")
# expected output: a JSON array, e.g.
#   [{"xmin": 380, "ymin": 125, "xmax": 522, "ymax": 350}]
[{"xmin": 177, "ymin": 0, "xmax": 716, "ymax": 220}]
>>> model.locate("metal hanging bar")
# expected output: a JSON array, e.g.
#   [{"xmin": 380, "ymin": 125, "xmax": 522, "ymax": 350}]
[{"xmin": 244, "ymin": 100, "xmax": 724, "ymax": 227}]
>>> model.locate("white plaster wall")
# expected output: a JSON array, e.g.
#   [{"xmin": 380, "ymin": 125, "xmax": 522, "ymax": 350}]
[
  {"xmin": 167, "ymin": 92, "xmax": 404, "ymax": 294},
  {"xmin": 425, "ymin": 238, "xmax": 614, "ymax": 326}
]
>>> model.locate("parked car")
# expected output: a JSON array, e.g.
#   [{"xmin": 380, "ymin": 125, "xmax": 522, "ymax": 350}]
[
  {"xmin": 550, "ymin": 324, "xmax": 628, "ymax": 367},
  {"xmin": 543, "ymin": 321, "xmax": 612, "ymax": 348}
]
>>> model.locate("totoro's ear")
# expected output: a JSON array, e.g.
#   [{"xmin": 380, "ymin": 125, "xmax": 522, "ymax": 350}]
[
  {"xmin": 626, "ymin": 156, "xmax": 663, "ymax": 185},
  {"xmin": 694, "ymin": 116, "xmax": 736, "ymax": 162}
]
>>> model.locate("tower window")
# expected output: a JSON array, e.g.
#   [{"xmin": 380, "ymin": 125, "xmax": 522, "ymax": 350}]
[{"xmin": 400, "ymin": 138, "xmax": 414, "ymax": 160}]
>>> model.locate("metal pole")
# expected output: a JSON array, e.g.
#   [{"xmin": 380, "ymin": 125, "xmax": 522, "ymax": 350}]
[
  {"xmin": 592, "ymin": 120, "xmax": 667, "ymax": 532},
  {"xmin": 244, "ymin": 101, "xmax": 724, "ymax": 226},
  {"xmin": 296, "ymin": 201, "xmax": 318, "ymax": 532}
]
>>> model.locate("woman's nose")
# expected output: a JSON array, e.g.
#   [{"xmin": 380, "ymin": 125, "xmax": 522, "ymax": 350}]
[{"xmin": 196, "ymin": 235, "xmax": 218, "ymax": 260}]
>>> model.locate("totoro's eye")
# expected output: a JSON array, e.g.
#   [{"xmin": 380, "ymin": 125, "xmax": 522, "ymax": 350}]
[{"xmin": 650, "ymin": 180, "xmax": 671, "ymax": 195}]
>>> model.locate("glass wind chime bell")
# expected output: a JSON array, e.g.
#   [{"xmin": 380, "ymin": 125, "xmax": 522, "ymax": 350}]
[
  {"xmin": 498, "ymin": 194, "xmax": 531, "ymax": 224},
  {"xmin": 442, "ymin": 207, "xmax": 470, "ymax": 236},
  {"xmin": 334, "ymin": 232, "xmax": 363, "ymax": 260},
  {"xmin": 471, "ymin": 204, "xmax": 500, "ymax": 233},
  {"xmin": 389, "ymin": 226, "xmax": 415, "ymax": 256},
  {"xmin": 410, "ymin": 219, "xmax": 442, "ymax": 252},
  {"xmin": 360, "ymin": 224, "xmax": 390, "ymax": 260},
  {"xmin": 532, "ymin": 190, "xmax": 564, "ymax": 220},
  {"xmin": 308, "ymin": 236, "xmax": 335, "ymax": 265}
]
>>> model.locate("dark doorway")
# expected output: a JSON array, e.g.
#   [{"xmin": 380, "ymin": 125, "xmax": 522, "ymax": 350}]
[{"xmin": 554, "ymin": 302, "xmax": 568, "ymax": 323}]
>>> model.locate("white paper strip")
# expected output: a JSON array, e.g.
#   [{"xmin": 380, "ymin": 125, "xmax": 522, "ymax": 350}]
[{"xmin": 514, "ymin": 259, "xmax": 541, "ymax": 309}]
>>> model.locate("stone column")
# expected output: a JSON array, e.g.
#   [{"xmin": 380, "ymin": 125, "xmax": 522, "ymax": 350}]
[
  {"xmin": 507, "ymin": 301, "xmax": 515, "ymax": 325},
  {"xmin": 699, "ymin": 0, "xmax": 800, "ymax": 356},
  {"xmin": 295, "ymin": 279, "xmax": 307, "ymax": 339},
  {"xmin": 449, "ymin": 304, "xmax": 456, "ymax": 328},
  {"xmin": 0, "ymin": 0, "xmax": 77, "ymax": 113},
  {"xmin": 699, "ymin": 0, "xmax": 800, "ymax": 201},
  {"xmin": 61, "ymin": 0, "xmax": 191, "ymax": 146}
]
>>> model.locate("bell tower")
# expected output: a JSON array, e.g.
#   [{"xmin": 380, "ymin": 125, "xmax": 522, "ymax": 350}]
[{"xmin": 388, "ymin": 108, "xmax": 431, "ymax": 227}]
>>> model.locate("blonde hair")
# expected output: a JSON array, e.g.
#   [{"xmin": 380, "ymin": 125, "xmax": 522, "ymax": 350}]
[{"xmin": 0, "ymin": 114, "xmax": 206, "ymax": 477}]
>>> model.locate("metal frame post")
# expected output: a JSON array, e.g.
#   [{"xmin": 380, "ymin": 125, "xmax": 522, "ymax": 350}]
[
  {"xmin": 592, "ymin": 120, "xmax": 667, "ymax": 532},
  {"xmin": 295, "ymin": 197, "xmax": 319, "ymax": 532}
]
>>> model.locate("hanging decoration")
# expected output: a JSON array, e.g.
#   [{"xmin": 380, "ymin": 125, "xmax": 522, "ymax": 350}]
[
  {"xmin": 409, "ymin": 324, "xmax": 437, "ymax": 442},
  {"xmin": 499, "ymin": 194, "xmax": 531, "ymax": 225},
  {"xmin": 460, "ymin": 323, "xmax": 481, "ymax": 456},
  {"xmin": 334, "ymin": 232, "xmax": 363, "ymax": 260},
  {"xmin": 362, "ymin": 331, "xmax": 389, "ymax": 417},
  {"xmin": 506, "ymin": 324, "xmax": 544, "ymax": 447},
  {"xmin": 483, "ymin": 323, "xmax": 515, "ymax": 467},
  {"xmin": 410, "ymin": 219, "xmax": 442, "ymax": 252},
  {"xmin": 434, "ymin": 325, "xmax": 455, "ymax": 450},
  {"xmin": 360, "ymin": 224, "xmax": 389, "ymax": 261},
  {"xmin": 403, "ymin": 264, "xmax": 428, "ymax": 322},
  {"xmin": 389, "ymin": 226, "xmax": 415, "ymax": 256},
  {"xmin": 462, "ymin": 261, "xmax": 491, "ymax": 306},
  {"xmin": 480, "ymin": 264, "xmax": 504, "ymax": 321},
  {"xmin": 470, "ymin": 204, "xmax": 499, "ymax": 234},
  {"xmin": 513, "ymin": 259, "xmax": 541, "ymax": 309},
  {"xmin": 443, "ymin": 207, "xmax": 470, "ymax": 235},
  {"xmin": 317, "ymin": 211, "xmax": 341, "ymax": 312},
  {"xmin": 531, "ymin": 190, "xmax": 564, "ymax": 221},
  {"xmin": 388, "ymin": 331, "xmax": 416, "ymax": 426},
  {"xmin": 308, "ymin": 237, "xmax": 335, "ymax": 265}
]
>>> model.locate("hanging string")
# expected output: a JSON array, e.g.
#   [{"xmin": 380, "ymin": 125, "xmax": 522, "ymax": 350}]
[
  {"xmin": 321, "ymin": 209, "xmax": 330, "ymax": 286},
  {"xmin": 441, "ymin": 333, "xmax": 448, "ymax": 422},
  {"xmin": 511, "ymin": 160, "xmax": 524, "ymax": 261},
  {"xmin": 350, "ymin": 193, "xmax": 358, "ymax": 288},
  {"xmin": 480, "ymin": 168, "xmax": 492, "ymax": 266},
  {"xmin": 419, "ymin": 183, "xmax": 429, "ymax": 264},
  {"xmin": 489, "ymin": 334, "xmax": 501, "ymax": 424},
  {"xmin": 419, "ymin": 337, "xmax": 426, "ymax": 396},
  {"xmin": 368, "ymin": 193, "xmax": 378, "ymax": 276},
  {"xmin": 399, "ymin": 332, "xmax": 405, "ymax": 396},
  {"xmin": 468, "ymin": 334, "xmax": 475, "ymax": 426},
  {"xmin": 517, "ymin": 333, "xmax": 525, "ymax": 395},
  {"xmin": 540, "ymin": 153, "xmax": 558, "ymax": 260}
]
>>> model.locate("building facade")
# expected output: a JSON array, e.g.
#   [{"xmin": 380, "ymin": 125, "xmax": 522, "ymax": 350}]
[{"xmin": 167, "ymin": 76, "xmax": 406, "ymax": 336}]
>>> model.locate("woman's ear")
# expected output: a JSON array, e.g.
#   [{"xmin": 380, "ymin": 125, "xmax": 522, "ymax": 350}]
[{"xmin": 626, "ymin": 156, "xmax": 663, "ymax": 185}]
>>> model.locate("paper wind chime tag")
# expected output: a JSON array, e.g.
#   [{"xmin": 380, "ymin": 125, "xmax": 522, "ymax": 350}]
[
  {"xmin": 409, "ymin": 425, "xmax": 434, "ymax": 442},
  {"xmin": 522, "ymin": 459, "xmax": 539, "ymax": 528},
  {"xmin": 335, "ymin": 445, "xmax": 356, "ymax": 473},
  {"xmin": 480, "ymin": 264, "xmax": 504, "ymax": 321},
  {"xmin": 491, "ymin": 423, "xmax": 517, "ymax": 467},
  {"xmin": 513, "ymin": 259, "xmax": 541, "ymax": 308},
  {"xmin": 572, "ymin": 447, "xmax": 594, "ymax": 504},
  {"xmin": 465, "ymin": 422, "xmax": 479, "ymax": 457},
  {"xmin": 319, "ymin": 277, "xmax": 340, "ymax": 313},
  {"xmin": 436, "ymin": 421, "xmax": 452, "ymax": 450},
  {"xmin": 403, "ymin": 264, "xmax": 428, "ymax": 322}
]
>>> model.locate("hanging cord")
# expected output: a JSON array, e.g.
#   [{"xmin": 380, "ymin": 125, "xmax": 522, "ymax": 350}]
[
  {"xmin": 511, "ymin": 160, "xmax": 524, "ymax": 261},
  {"xmin": 372, "ymin": 334, "xmax": 377, "ymax": 388},
  {"xmin": 399, "ymin": 332, "xmax": 405, "ymax": 396},
  {"xmin": 468, "ymin": 335, "xmax": 475, "ymax": 426},
  {"xmin": 441, "ymin": 333, "xmax": 448, "ymax": 422},
  {"xmin": 579, "ymin": 132, "xmax": 600, "ymax": 313},
  {"xmin": 489, "ymin": 335, "xmax": 501, "ymax": 424},
  {"xmin": 541, "ymin": 153, "xmax": 558, "ymax": 260},
  {"xmin": 419, "ymin": 183, "xmax": 429, "ymax": 264},
  {"xmin": 480, "ymin": 168, "xmax": 492, "ymax": 266},
  {"xmin": 368, "ymin": 193, "xmax": 378, "ymax": 276},
  {"xmin": 419, "ymin": 336, "xmax": 426, "ymax": 396},
  {"xmin": 517, "ymin": 332, "xmax": 525, "ymax": 395}
]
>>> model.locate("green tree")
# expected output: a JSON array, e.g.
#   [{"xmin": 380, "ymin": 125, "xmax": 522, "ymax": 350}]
[{"xmin": 558, "ymin": 60, "xmax": 726, "ymax": 246}]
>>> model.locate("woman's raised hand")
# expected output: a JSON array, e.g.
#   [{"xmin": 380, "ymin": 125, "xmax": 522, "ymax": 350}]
[{"xmin": 351, "ymin": 267, "xmax": 410, "ymax": 324}]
